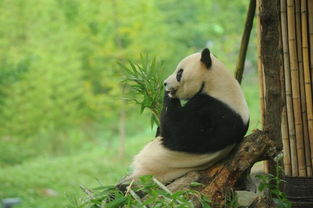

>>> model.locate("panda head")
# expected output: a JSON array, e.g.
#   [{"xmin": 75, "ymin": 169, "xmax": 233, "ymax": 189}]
[
  {"xmin": 164, "ymin": 48, "xmax": 249, "ymax": 123},
  {"xmin": 164, "ymin": 48, "xmax": 213, "ymax": 100}
]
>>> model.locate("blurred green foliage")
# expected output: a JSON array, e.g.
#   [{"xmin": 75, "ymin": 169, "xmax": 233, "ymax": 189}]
[
  {"xmin": 0, "ymin": 0, "xmax": 254, "ymax": 138},
  {"xmin": 0, "ymin": 133, "xmax": 151, "ymax": 208},
  {"xmin": 0, "ymin": 0, "xmax": 260, "ymax": 207},
  {"xmin": 0, "ymin": 0, "xmax": 253, "ymax": 134},
  {"xmin": 0, "ymin": 0, "xmax": 257, "ymax": 160}
]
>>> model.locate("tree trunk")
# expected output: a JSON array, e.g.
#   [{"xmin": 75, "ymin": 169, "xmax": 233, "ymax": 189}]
[
  {"xmin": 258, "ymin": 0, "xmax": 283, "ymax": 174},
  {"xmin": 167, "ymin": 130, "xmax": 277, "ymax": 207}
]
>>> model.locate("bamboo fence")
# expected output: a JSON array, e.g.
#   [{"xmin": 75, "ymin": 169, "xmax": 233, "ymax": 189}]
[{"xmin": 257, "ymin": 0, "xmax": 313, "ymax": 176}]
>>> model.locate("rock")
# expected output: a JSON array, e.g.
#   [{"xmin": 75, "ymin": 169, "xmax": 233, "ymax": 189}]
[{"xmin": 236, "ymin": 190, "xmax": 259, "ymax": 207}]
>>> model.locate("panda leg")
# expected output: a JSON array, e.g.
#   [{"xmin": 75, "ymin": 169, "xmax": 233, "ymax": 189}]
[
  {"xmin": 128, "ymin": 137, "xmax": 235, "ymax": 184},
  {"xmin": 126, "ymin": 137, "xmax": 191, "ymax": 183}
]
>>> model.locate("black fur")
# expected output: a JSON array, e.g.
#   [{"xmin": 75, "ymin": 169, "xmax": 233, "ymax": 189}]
[
  {"xmin": 159, "ymin": 91, "xmax": 249, "ymax": 154},
  {"xmin": 155, "ymin": 127, "xmax": 160, "ymax": 137},
  {"xmin": 200, "ymin": 48, "xmax": 212, "ymax": 69}
]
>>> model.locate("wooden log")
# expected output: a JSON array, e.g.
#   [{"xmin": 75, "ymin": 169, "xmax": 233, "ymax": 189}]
[
  {"xmin": 200, "ymin": 131, "xmax": 276, "ymax": 207},
  {"xmin": 167, "ymin": 130, "xmax": 277, "ymax": 207}
]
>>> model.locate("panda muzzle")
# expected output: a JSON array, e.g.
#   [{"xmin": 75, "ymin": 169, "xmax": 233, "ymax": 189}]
[{"xmin": 167, "ymin": 88, "xmax": 177, "ymax": 97}]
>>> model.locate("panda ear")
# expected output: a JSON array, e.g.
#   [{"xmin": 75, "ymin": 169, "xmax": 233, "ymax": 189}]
[{"xmin": 200, "ymin": 48, "xmax": 212, "ymax": 69}]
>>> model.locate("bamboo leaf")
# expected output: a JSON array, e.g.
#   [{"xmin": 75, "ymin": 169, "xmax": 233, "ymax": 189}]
[
  {"xmin": 120, "ymin": 54, "xmax": 165, "ymax": 127},
  {"xmin": 105, "ymin": 196, "xmax": 128, "ymax": 208}
]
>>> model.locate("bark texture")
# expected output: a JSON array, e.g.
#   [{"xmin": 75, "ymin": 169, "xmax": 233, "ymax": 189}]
[
  {"xmin": 167, "ymin": 130, "xmax": 277, "ymax": 207},
  {"xmin": 258, "ymin": 0, "xmax": 283, "ymax": 174}
]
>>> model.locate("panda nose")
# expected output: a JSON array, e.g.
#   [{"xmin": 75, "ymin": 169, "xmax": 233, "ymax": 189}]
[{"xmin": 163, "ymin": 81, "xmax": 167, "ymax": 87}]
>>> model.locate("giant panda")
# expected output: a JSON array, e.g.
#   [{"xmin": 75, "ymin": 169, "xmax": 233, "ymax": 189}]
[{"xmin": 124, "ymin": 48, "xmax": 249, "ymax": 184}]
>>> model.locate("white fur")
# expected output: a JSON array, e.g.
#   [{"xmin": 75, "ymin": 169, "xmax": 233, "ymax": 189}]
[
  {"xmin": 126, "ymin": 51, "xmax": 249, "ymax": 184},
  {"xmin": 165, "ymin": 52, "xmax": 249, "ymax": 123},
  {"xmin": 127, "ymin": 137, "xmax": 234, "ymax": 183}
]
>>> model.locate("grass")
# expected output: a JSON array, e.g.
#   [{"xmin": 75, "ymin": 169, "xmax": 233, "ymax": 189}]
[
  {"xmin": 0, "ymin": 132, "xmax": 153, "ymax": 208},
  {"xmin": 76, "ymin": 175, "xmax": 212, "ymax": 208},
  {"xmin": 0, "ymin": 83, "xmax": 260, "ymax": 208}
]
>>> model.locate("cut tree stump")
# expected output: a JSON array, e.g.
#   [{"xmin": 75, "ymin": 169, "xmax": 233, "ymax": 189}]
[{"xmin": 166, "ymin": 129, "xmax": 277, "ymax": 208}]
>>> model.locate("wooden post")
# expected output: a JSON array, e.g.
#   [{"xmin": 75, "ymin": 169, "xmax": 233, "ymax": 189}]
[{"xmin": 258, "ymin": 0, "xmax": 283, "ymax": 174}]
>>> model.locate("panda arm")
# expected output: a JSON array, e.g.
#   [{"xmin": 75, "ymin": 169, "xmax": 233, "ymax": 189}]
[
  {"xmin": 160, "ymin": 92, "xmax": 227, "ymax": 153},
  {"xmin": 157, "ymin": 91, "xmax": 182, "ymax": 137},
  {"xmin": 160, "ymin": 91, "xmax": 182, "ymax": 120},
  {"xmin": 161, "ymin": 92, "xmax": 247, "ymax": 153},
  {"xmin": 160, "ymin": 92, "xmax": 210, "ymax": 138},
  {"xmin": 163, "ymin": 91, "xmax": 182, "ymax": 109}
]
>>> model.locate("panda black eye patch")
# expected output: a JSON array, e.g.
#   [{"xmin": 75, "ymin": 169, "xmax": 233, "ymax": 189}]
[{"xmin": 176, "ymin": 69, "xmax": 184, "ymax": 82}]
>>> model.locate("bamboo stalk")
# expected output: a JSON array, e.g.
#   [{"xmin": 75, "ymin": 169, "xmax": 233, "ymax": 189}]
[
  {"xmin": 282, "ymin": 107, "xmax": 292, "ymax": 175},
  {"xmin": 256, "ymin": 0, "xmax": 268, "ymax": 173},
  {"xmin": 307, "ymin": 0, "xmax": 313, "ymax": 167},
  {"xmin": 256, "ymin": 0, "xmax": 266, "ymax": 129},
  {"xmin": 287, "ymin": 0, "xmax": 306, "ymax": 176},
  {"xmin": 280, "ymin": 31, "xmax": 291, "ymax": 177},
  {"xmin": 235, "ymin": 0, "xmax": 256, "ymax": 83},
  {"xmin": 281, "ymin": 0, "xmax": 298, "ymax": 176},
  {"xmin": 295, "ymin": 0, "xmax": 303, "ymax": 71},
  {"xmin": 279, "ymin": 11, "xmax": 291, "ymax": 174},
  {"xmin": 296, "ymin": 0, "xmax": 312, "ymax": 176},
  {"xmin": 302, "ymin": 0, "xmax": 313, "ymax": 174}
]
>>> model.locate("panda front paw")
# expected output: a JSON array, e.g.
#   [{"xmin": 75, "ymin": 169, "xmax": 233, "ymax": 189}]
[
  {"xmin": 163, "ymin": 90, "xmax": 181, "ymax": 107},
  {"xmin": 164, "ymin": 90, "xmax": 172, "ymax": 100}
]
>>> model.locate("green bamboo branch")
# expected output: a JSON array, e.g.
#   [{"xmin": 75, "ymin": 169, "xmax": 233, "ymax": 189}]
[{"xmin": 120, "ymin": 54, "xmax": 165, "ymax": 127}]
